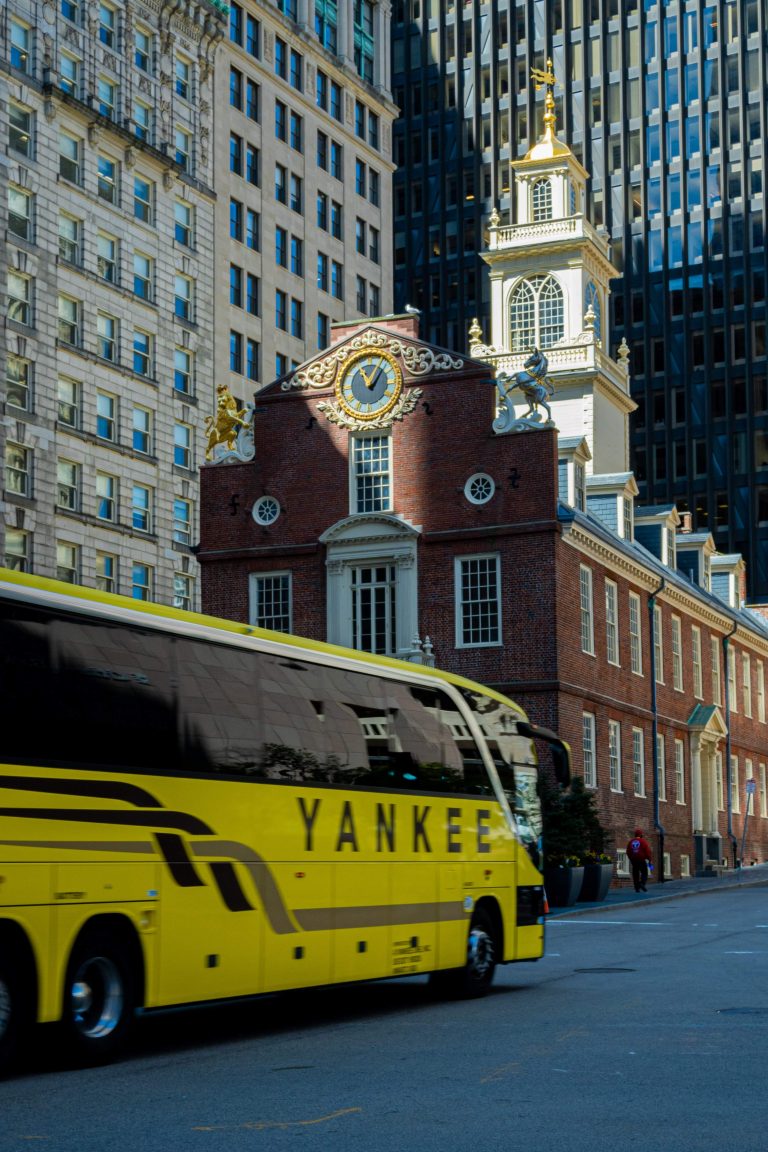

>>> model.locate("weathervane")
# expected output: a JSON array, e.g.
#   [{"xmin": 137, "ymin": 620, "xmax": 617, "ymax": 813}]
[{"xmin": 531, "ymin": 58, "xmax": 558, "ymax": 136}]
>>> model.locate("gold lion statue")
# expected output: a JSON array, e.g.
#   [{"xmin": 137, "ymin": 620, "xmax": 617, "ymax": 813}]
[{"xmin": 205, "ymin": 385, "xmax": 250, "ymax": 459}]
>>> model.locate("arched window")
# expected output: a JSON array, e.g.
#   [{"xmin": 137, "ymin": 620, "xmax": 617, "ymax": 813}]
[
  {"xmin": 531, "ymin": 178, "xmax": 553, "ymax": 221},
  {"xmin": 509, "ymin": 275, "xmax": 565, "ymax": 351},
  {"xmin": 585, "ymin": 281, "xmax": 602, "ymax": 344}
]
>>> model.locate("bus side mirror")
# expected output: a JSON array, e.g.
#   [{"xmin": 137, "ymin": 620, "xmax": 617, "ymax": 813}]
[{"xmin": 517, "ymin": 721, "xmax": 572, "ymax": 788}]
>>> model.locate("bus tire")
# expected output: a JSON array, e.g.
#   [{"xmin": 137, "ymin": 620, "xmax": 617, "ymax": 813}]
[
  {"xmin": 0, "ymin": 952, "xmax": 24, "ymax": 1077},
  {"xmin": 62, "ymin": 926, "xmax": 136, "ymax": 1065},
  {"xmin": 429, "ymin": 906, "xmax": 497, "ymax": 1000}
]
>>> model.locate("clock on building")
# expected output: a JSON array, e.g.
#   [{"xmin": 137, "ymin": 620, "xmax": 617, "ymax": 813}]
[{"xmin": 336, "ymin": 348, "xmax": 403, "ymax": 422}]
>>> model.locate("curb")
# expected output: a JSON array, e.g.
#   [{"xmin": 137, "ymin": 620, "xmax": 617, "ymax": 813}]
[{"xmin": 547, "ymin": 874, "xmax": 768, "ymax": 918}]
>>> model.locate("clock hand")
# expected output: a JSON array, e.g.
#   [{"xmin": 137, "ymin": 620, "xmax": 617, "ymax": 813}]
[{"xmin": 357, "ymin": 364, "xmax": 373, "ymax": 389}]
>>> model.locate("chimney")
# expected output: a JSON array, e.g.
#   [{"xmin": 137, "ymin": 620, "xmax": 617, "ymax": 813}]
[{"xmin": 679, "ymin": 511, "xmax": 693, "ymax": 534}]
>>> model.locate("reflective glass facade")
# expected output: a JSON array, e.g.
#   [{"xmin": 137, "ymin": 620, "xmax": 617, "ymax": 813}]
[{"xmin": 392, "ymin": 0, "xmax": 768, "ymax": 598}]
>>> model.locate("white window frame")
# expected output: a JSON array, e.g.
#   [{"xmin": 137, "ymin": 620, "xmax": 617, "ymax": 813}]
[
  {"xmin": 712, "ymin": 637, "xmax": 722, "ymax": 705},
  {"xmin": 608, "ymin": 719, "xmax": 622, "ymax": 792},
  {"xmin": 745, "ymin": 759, "xmax": 754, "ymax": 816},
  {"xmin": 249, "ymin": 571, "xmax": 292, "ymax": 632},
  {"xmin": 743, "ymin": 653, "xmax": 753, "ymax": 717},
  {"xmin": 56, "ymin": 541, "xmax": 80, "ymax": 584},
  {"xmin": 605, "ymin": 579, "xmax": 619, "ymax": 666},
  {"xmin": 759, "ymin": 763, "xmax": 767, "ymax": 818},
  {"xmin": 671, "ymin": 615, "xmax": 683, "ymax": 691},
  {"xmin": 582, "ymin": 712, "xmax": 596, "ymax": 788},
  {"xmin": 96, "ymin": 471, "xmax": 117, "ymax": 522},
  {"xmin": 455, "ymin": 554, "xmax": 502, "ymax": 648},
  {"xmin": 350, "ymin": 433, "xmax": 392, "ymax": 514},
  {"xmin": 173, "ymin": 497, "xmax": 192, "ymax": 545},
  {"xmin": 653, "ymin": 604, "xmax": 664, "ymax": 683},
  {"xmin": 674, "ymin": 738, "xmax": 686, "ymax": 805},
  {"xmin": 579, "ymin": 565, "xmax": 594, "ymax": 655},
  {"xmin": 96, "ymin": 551, "xmax": 117, "ymax": 593},
  {"xmin": 716, "ymin": 752, "xmax": 724, "ymax": 811},
  {"xmin": 56, "ymin": 458, "xmax": 80, "ymax": 511},
  {"xmin": 728, "ymin": 646, "xmax": 738, "ymax": 713},
  {"xmin": 173, "ymin": 573, "xmax": 194, "ymax": 612},
  {"xmin": 6, "ymin": 442, "xmax": 32, "ymax": 497},
  {"xmin": 692, "ymin": 625, "xmax": 703, "ymax": 699},
  {"xmin": 132, "ymin": 562, "xmax": 153, "ymax": 601},
  {"xmin": 758, "ymin": 661, "xmax": 766, "ymax": 723},
  {"xmin": 629, "ymin": 590, "xmax": 643, "ymax": 675},
  {"xmin": 632, "ymin": 726, "xmax": 645, "ymax": 796},
  {"xmin": 731, "ymin": 756, "xmax": 740, "ymax": 814},
  {"xmin": 657, "ymin": 732, "xmax": 666, "ymax": 802}
]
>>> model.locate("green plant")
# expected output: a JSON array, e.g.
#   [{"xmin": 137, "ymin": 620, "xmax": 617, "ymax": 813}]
[{"xmin": 539, "ymin": 774, "xmax": 611, "ymax": 867}]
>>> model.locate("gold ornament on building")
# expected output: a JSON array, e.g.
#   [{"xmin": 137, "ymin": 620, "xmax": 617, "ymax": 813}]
[{"xmin": 205, "ymin": 385, "xmax": 251, "ymax": 459}]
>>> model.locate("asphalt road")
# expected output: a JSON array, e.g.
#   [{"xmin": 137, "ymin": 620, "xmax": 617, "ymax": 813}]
[{"xmin": 2, "ymin": 887, "xmax": 768, "ymax": 1152}]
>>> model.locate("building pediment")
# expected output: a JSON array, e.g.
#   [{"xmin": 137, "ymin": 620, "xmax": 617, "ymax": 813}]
[
  {"xmin": 319, "ymin": 514, "xmax": 421, "ymax": 548},
  {"xmin": 687, "ymin": 704, "xmax": 728, "ymax": 739}
]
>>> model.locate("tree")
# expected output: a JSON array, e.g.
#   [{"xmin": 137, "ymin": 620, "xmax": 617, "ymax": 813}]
[{"xmin": 539, "ymin": 775, "xmax": 610, "ymax": 866}]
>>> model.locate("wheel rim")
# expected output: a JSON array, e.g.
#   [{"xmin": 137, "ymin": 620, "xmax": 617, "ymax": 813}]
[
  {"xmin": 467, "ymin": 927, "xmax": 494, "ymax": 982},
  {"xmin": 70, "ymin": 956, "xmax": 123, "ymax": 1040},
  {"xmin": 0, "ymin": 977, "xmax": 11, "ymax": 1039}
]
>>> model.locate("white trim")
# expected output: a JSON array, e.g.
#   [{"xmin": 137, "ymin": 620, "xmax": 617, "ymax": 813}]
[
  {"xmin": 454, "ymin": 553, "xmax": 502, "ymax": 648},
  {"xmin": 248, "ymin": 570, "xmax": 292, "ymax": 632}
]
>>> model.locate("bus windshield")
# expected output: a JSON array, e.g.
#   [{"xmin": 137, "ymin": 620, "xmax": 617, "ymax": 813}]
[{"xmin": 463, "ymin": 690, "xmax": 543, "ymax": 853}]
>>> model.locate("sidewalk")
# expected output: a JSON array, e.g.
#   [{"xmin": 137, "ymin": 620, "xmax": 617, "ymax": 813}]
[{"xmin": 547, "ymin": 861, "xmax": 768, "ymax": 918}]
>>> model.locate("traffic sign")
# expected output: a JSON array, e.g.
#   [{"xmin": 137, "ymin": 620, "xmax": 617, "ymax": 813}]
[{"xmin": 746, "ymin": 779, "xmax": 757, "ymax": 794}]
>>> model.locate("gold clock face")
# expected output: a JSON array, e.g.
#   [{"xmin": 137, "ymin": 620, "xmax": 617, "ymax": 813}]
[{"xmin": 336, "ymin": 349, "xmax": 403, "ymax": 421}]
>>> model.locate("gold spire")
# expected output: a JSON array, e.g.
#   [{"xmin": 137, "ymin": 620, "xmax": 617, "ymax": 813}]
[{"xmin": 523, "ymin": 58, "xmax": 572, "ymax": 161}]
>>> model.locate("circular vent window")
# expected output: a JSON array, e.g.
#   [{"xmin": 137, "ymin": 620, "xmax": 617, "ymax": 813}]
[
  {"xmin": 252, "ymin": 495, "xmax": 281, "ymax": 525},
  {"xmin": 464, "ymin": 473, "xmax": 495, "ymax": 505}
]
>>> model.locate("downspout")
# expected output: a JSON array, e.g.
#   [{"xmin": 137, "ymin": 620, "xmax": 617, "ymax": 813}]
[
  {"xmin": 723, "ymin": 620, "xmax": 739, "ymax": 866},
  {"xmin": 648, "ymin": 576, "xmax": 666, "ymax": 882}
]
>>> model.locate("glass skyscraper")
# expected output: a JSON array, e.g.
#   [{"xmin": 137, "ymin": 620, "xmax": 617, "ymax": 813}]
[{"xmin": 391, "ymin": 0, "xmax": 768, "ymax": 599}]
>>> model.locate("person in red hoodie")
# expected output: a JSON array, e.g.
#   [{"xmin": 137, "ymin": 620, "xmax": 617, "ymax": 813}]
[{"xmin": 626, "ymin": 828, "xmax": 653, "ymax": 892}]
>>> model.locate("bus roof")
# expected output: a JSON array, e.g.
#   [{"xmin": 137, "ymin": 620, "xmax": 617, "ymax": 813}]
[{"xmin": 0, "ymin": 567, "xmax": 527, "ymax": 720}]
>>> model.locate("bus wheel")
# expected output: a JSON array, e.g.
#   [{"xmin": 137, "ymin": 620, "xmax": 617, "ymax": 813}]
[
  {"xmin": 62, "ymin": 927, "xmax": 135, "ymax": 1065},
  {"xmin": 0, "ymin": 954, "xmax": 23, "ymax": 1076},
  {"xmin": 430, "ymin": 907, "xmax": 497, "ymax": 1000}
]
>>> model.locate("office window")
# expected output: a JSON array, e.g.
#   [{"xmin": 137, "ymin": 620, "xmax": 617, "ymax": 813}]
[
  {"xmin": 275, "ymin": 164, "xmax": 287, "ymax": 203},
  {"xmin": 57, "ymin": 542, "xmax": 80, "ymax": 585},
  {"xmin": 675, "ymin": 740, "xmax": 686, "ymax": 804},
  {"xmin": 275, "ymin": 289, "xmax": 287, "ymax": 331},
  {"xmin": 276, "ymin": 225, "xmax": 287, "ymax": 268},
  {"xmin": 132, "ymin": 563, "xmax": 152, "ymax": 601},
  {"xmin": 290, "ymin": 48, "xmax": 302, "ymax": 90},
  {"xmin": 57, "ymin": 458, "xmax": 80, "ymax": 511},
  {"xmin": 174, "ymin": 423, "xmax": 193, "ymax": 469},
  {"xmin": 133, "ymin": 252, "xmax": 152, "ymax": 300},
  {"xmin": 330, "ymin": 140, "xmax": 343, "ymax": 179},
  {"xmin": 356, "ymin": 276, "xmax": 367, "ymax": 312},
  {"xmin": 369, "ymin": 168, "xmax": 380, "ymax": 206},
  {"xmin": 230, "ymin": 330, "xmax": 243, "ymax": 373},
  {"xmin": 290, "ymin": 236, "xmax": 303, "ymax": 276},
  {"xmin": 6, "ymin": 354, "xmax": 31, "ymax": 411},
  {"xmin": 96, "ymin": 472, "xmax": 117, "ymax": 522},
  {"xmin": 5, "ymin": 529, "xmax": 30, "ymax": 572},
  {"xmin": 132, "ymin": 485, "xmax": 152, "ymax": 533},
  {"xmin": 132, "ymin": 406, "xmax": 152, "ymax": 454},
  {"xmin": 10, "ymin": 188, "xmax": 33, "ymax": 242},
  {"xmin": 175, "ymin": 55, "xmax": 191, "ymax": 100},
  {"xmin": 133, "ymin": 176, "xmax": 153, "ymax": 223},
  {"xmin": 318, "ymin": 312, "xmax": 329, "ymax": 348},
  {"xmin": 369, "ymin": 284, "xmax": 380, "ymax": 317},
  {"xmin": 6, "ymin": 444, "xmax": 31, "ymax": 498},
  {"xmin": 251, "ymin": 573, "xmax": 291, "ymax": 632},
  {"xmin": 331, "ymin": 80, "xmax": 343, "ymax": 120},
  {"xmin": 230, "ymin": 133, "xmax": 243, "ymax": 175},
  {"xmin": 174, "ymin": 201, "xmax": 193, "ymax": 246},
  {"xmin": 132, "ymin": 101, "xmax": 151, "ymax": 142},
  {"xmin": 290, "ymin": 298, "xmax": 303, "ymax": 339},
  {"xmin": 97, "ymin": 155, "xmax": 118, "ymax": 203},
  {"xmin": 230, "ymin": 197, "xmax": 243, "ymax": 241},
  {"xmin": 10, "ymin": 19, "xmax": 31, "ymax": 72},
  {"xmin": 96, "ymin": 391, "xmax": 117, "ymax": 441},
  {"xmin": 331, "ymin": 260, "xmax": 343, "ymax": 300},
  {"xmin": 456, "ymin": 555, "xmax": 501, "ymax": 647},
  {"xmin": 579, "ymin": 565, "xmax": 594, "ymax": 654},
  {"xmin": 317, "ymin": 191, "xmax": 328, "ymax": 230},
  {"xmin": 173, "ymin": 574, "xmax": 193, "ymax": 612},
  {"xmin": 230, "ymin": 263, "xmax": 243, "ymax": 307},
  {"xmin": 605, "ymin": 579, "xmax": 619, "ymax": 665},
  {"xmin": 97, "ymin": 312, "xmax": 118, "ymax": 362},
  {"xmin": 175, "ymin": 129, "xmax": 190, "ymax": 171},
  {"xmin": 57, "ymin": 377, "xmax": 80, "ymax": 427},
  {"xmin": 290, "ymin": 110, "xmax": 303, "ymax": 151},
  {"xmin": 356, "ymin": 218, "xmax": 367, "ymax": 255},
  {"xmin": 9, "ymin": 102, "xmax": 32, "ymax": 156},
  {"xmin": 59, "ymin": 52, "xmax": 79, "ymax": 95},
  {"xmin": 134, "ymin": 26, "xmax": 152, "ymax": 70},
  {"xmin": 173, "ymin": 498, "xmax": 192, "ymax": 546},
  {"xmin": 230, "ymin": 1, "xmax": 242, "ymax": 42},
  {"xmin": 96, "ymin": 552, "xmax": 117, "ymax": 593},
  {"xmin": 654, "ymin": 604, "xmax": 664, "ymax": 683},
  {"xmin": 317, "ymin": 252, "xmax": 329, "ymax": 292},
  {"xmin": 692, "ymin": 626, "xmax": 703, "ymax": 698},
  {"xmin": 354, "ymin": 0, "xmax": 374, "ymax": 82},
  {"xmin": 246, "ymin": 209, "xmax": 260, "ymax": 250},
  {"xmin": 57, "ymin": 295, "xmax": 80, "ymax": 345},
  {"xmin": 230, "ymin": 66, "xmax": 242, "ymax": 109},
  {"xmin": 331, "ymin": 200, "xmax": 342, "ymax": 238},
  {"xmin": 275, "ymin": 36, "xmax": 286, "ymax": 79},
  {"xmin": 582, "ymin": 712, "xmax": 597, "ymax": 787},
  {"xmin": 672, "ymin": 616, "xmax": 683, "ymax": 690},
  {"xmin": 59, "ymin": 132, "xmax": 81, "ymax": 183},
  {"xmin": 289, "ymin": 174, "xmax": 302, "ymax": 212},
  {"xmin": 246, "ymin": 13, "xmax": 260, "ymax": 55},
  {"xmin": 632, "ymin": 727, "xmax": 645, "ymax": 796},
  {"xmin": 246, "ymin": 144, "xmax": 259, "ymax": 185},
  {"xmin": 246, "ymin": 78, "xmax": 259, "ymax": 120},
  {"xmin": 370, "ymin": 227, "xmax": 380, "ymax": 264},
  {"xmin": 97, "ymin": 77, "xmax": 117, "ymax": 119},
  {"xmin": 174, "ymin": 347, "xmax": 193, "ymax": 395},
  {"xmin": 133, "ymin": 329, "xmax": 152, "ymax": 377},
  {"xmin": 246, "ymin": 338, "xmax": 259, "ymax": 380},
  {"xmin": 315, "ymin": 3, "xmax": 337, "ymax": 51},
  {"xmin": 96, "ymin": 232, "xmax": 118, "ymax": 283},
  {"xmin": 98, "ymin": 3, "xmax": 116, "ymax": 46},
  {"xmin": 246, "ymin": 273, "xmax": 259, "ymax": 315},
  {"xmin": 355, "ymin": 158, "xmax": 366, "ymax": 196},
  {"xmin": 8, "ymin": 272, "xmax": 32, "ymax": 327},
  {"xmin": 174, "ymin": 275, "xmax": 193, "ymax": 321}
]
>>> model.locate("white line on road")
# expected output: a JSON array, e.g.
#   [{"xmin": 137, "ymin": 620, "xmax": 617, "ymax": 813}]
[{"xmin": 548, "ymin": 920, "xmax": 664, "ymax": 926}]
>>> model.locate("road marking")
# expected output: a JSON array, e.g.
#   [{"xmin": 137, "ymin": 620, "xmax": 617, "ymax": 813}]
[
  {"xmin": 549, "ymin": 920, "xmax": 664, "ymax": 926},
  {"xmin": 192, "ymin": 1108, "xmax": 361, "ymax": 1132},
  {"xmin": 724, "ymin": 950, "xmax": 765, "ymax": 955}
]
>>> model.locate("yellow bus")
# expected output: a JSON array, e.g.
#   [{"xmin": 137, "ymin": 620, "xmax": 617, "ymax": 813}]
[{"xmin": 0, "ymin": 568, "xmax": 569, "ymax": 1072}]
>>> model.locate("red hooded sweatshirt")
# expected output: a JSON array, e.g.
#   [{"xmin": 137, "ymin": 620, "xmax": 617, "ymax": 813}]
[{"xmin": 626, "ymin": 829, "xmax": 652, "ymax": 862}]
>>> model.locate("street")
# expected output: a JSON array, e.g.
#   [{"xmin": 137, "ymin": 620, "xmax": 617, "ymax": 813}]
[{"xmin": 2, "ymin": 887, "xmax": 768, "ymax": 1152}]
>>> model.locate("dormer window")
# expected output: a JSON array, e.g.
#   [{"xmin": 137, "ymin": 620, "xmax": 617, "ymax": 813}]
[
  {"xmin": 623, "ymin": 497, "xmax": 633, "ymax": 541},
  {"xmin": 531, "ymin": 178, "xmax": 553, "ymax": 221},
  {"xmin": 510, "ymin": 274, "xmax": 564, "ymax": 351},
  {"xmin": 585, "ymin": 281, "xmax": 602, "ymax": 344}
]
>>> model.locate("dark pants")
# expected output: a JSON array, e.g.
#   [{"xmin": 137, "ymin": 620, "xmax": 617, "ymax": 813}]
[{"xmin": 631, "ymin": 859, "xmax": 649, "ymax": 891}]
